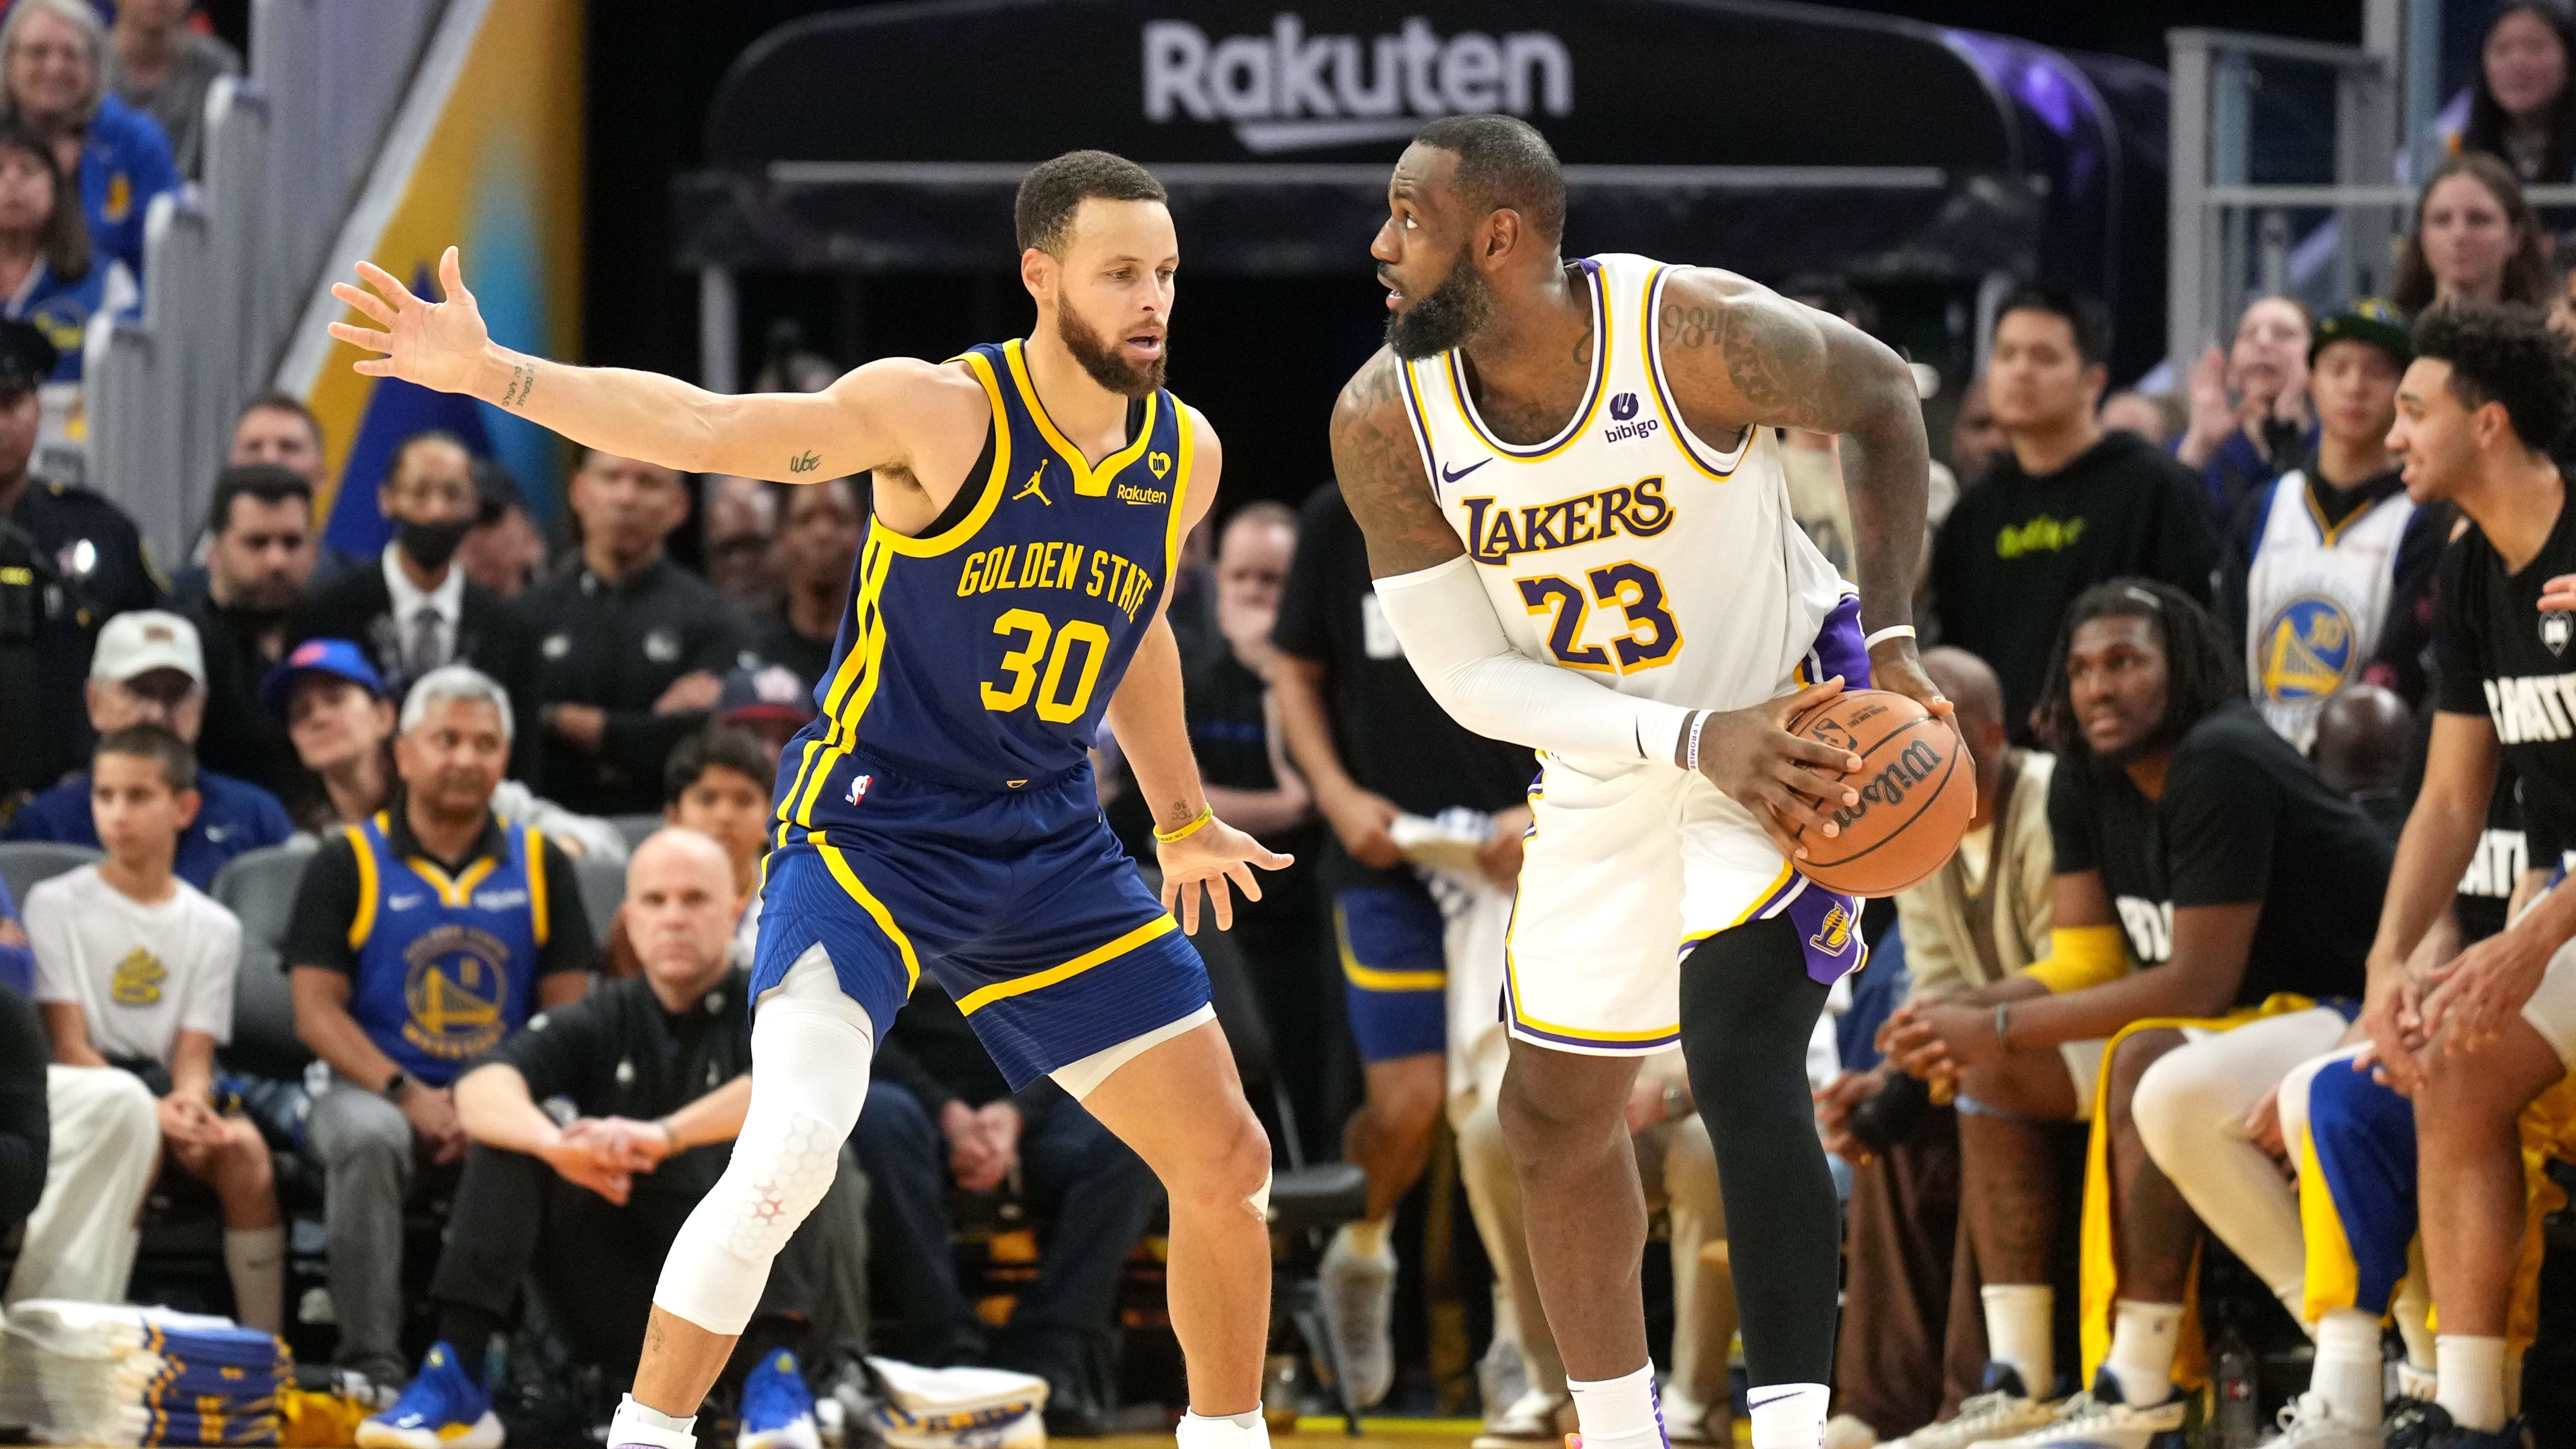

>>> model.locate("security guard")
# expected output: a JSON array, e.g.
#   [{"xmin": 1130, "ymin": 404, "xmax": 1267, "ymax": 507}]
[{"xmin": 0, "ymin": 320, "xmax": 165, "ymax": 794}]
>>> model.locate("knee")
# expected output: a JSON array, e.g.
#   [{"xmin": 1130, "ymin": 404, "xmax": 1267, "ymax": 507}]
[
  {"xmin": 1364, "ymin": 1059, "xmax": 1445, "ymax": 1138},
  {"xmin": 98, "ymin": 1070, "xmax": 159, "ymax": 1144},
  {"xmin": 2103, "ymin": 1031, "xmax": 2183, "ymax": 1139},
  {"xmin": 215, "ymin": 1123, "xmax": 275, "ymax": 1189},
  {"xmin": 1497, "ymin": 1065, "xmax": 1608, "ymax": 1159},
  {"xmin": 2128, "ymin": 1042, "xmax": 2230, "ymax": 1170},
  {"xmin": 2414, "ymin": 1039, "xmax": 2527, "ymax": 1137},
  {"xmin": 1165, "ymin": 1103, "xmax": 1271, "ymax": 1218}
]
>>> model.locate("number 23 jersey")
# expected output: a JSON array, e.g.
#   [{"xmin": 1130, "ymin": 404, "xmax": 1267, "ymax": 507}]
[
  {"xmin": 1395, "ymin": 253, "xmax": 1847, "ymax": 770},
  {"xmin": 775, "ymin": 338, "xmax": 1192, "ymax": 833}
]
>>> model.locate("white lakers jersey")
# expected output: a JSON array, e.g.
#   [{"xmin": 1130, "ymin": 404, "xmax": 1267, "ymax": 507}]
[
  {"xmin": 2243, "ymin": 470, "xmax": 2416, "ymax": 751},
  {"xmin": 1396, "ymin": 254, "xmax": 1847, "ymax": 749}
]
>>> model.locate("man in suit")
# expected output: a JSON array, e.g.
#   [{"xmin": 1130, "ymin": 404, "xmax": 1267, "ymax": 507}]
[{"xmin": 291, "ymin": 430, "xmax": 535, "ymax": 771}]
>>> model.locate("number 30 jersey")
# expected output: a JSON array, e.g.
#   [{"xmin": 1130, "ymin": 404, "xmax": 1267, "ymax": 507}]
[
  {"xmin": 774, "ymin": 338, "xmax": 1191, "ymax": 834},
  {"xmin": 1396, "ymin": 254, "xmax": 1847, "ymax": 765}
]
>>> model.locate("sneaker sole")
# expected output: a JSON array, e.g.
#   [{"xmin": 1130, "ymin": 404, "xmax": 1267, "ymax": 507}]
[{"xmin": 355, "ymin": 1411, "xmax": 504, "ymax": 1449}]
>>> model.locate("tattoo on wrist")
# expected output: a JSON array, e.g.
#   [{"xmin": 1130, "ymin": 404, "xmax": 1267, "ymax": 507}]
[{"xmin": 500, "ymin": 361, "xmax": 536, "ymax": 409}]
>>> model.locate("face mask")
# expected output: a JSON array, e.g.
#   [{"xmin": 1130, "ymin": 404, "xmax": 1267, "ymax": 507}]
[{"xmin": 399, "ymin": 516, "xmax": 473, "ymax": 571}]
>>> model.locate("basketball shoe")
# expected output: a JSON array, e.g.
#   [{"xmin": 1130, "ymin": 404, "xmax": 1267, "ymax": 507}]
[
  {"xmin": 737, "ymin": 1350, "xmax": 822, "ymax": 1449},
  {"xmin": 357, "ymin": 1342, "xmax": 503, "ymax": 1449}
]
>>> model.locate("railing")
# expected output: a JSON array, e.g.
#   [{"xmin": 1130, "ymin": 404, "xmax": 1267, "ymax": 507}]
[{"xmin": 80, "ymin": 0, "xmax": 442, "ymax": 568}]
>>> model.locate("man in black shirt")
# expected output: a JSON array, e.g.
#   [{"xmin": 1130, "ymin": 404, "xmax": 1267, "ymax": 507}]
[
  {"xmin": 1270, "ymin": 482, "xmax": 1545, "ymax": 1425},
  {"xmin": 751, "ymin": 476, "xmax": 861, "ymax": 699},
  {"xmin": 188, "ymin": 464, "xmax": 319, "ymax": 800},
  {"xmin": 2331, "ymin": 304, "xmax": 2576, "ymax": 1446},
  {"xmin": 518, "ymin": 450, "xmax": 756, "ymax": 815},
  {"xmin": 1881, "ymin": 581, "xmax": 2386, "ymax": 1446},
  {"xmin": 850, "ymin": 979, "xmax": 1154, "ymax": 1437},
  {"xmin": 357, "ymin": 830, "xmax": 829, "ymax": 1449},
  {"xmin": 1933, "ymin": 287, "xmax": 2218, "ymax": 742}
]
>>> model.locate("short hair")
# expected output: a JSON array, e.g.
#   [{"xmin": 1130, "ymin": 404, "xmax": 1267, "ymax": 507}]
[
  {"xmin": 2412, "ymin": 303, "xmax": 2576, "ymax": 450},
  {"xmin": 1015, "ymin": 150, "xmax": 1168, "ymax": 257},
  {"xmin": 238, "ymin": 391, "xmax": 322, "ymax": 447},
  {"xmin": 398, "ymin": 664, "xmax": 514, "ymax": 743},
  {"xmin": 94, "ymin": 722, "xmax": 196, "ymax": 795},
  {"xmin": 205, "ymin": 462, "xmax": 313, "ymax": 537},
  {"xmin": 1412, "ymin": 114, "xmax": 1566, "ymax": 246},
  {"xmin": 382, "ymin": 429, "xmax": 470, "ymax": 488},
  {"xmin": 663, "ymin": 724, "xmax": 777, "ymax": 806},
  {"xmin": 0, "ymin": 118, "xmax": 85, "ymax": 282},
  {"xmin": 2030, "ymin": 579, "xmax": 2239, "ymax": 762},
  {"xmin": 1993, "ymin": 282, "xmax": 2111, "ymax": 368},
  {"xmin": 1223, "ymin": 499, "xmax": 1298, "ymax": 535}
]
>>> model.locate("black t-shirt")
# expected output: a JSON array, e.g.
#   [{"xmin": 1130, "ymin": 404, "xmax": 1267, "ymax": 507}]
[
  {"xmin": 2435, "ymin": 493, "xmax": 2576, "ymax": 866},
  {"xmin": 1933, "ymin": 431, "xmax": 2219, "ymax": 742},
  {"xmin": 2046, "ymin": 704, "xmax": 2386, "ymax": 1005},
  {"xmin": 483, "ymin": 969, "xmax": 751, "ymax": 1197},
  {"xmin": 282, "ymin": 806, "xmax": 598, "ymax": 980},
  {"xmin": 1271, "ymin": 483, "xmax": 1534, "ymax": 828},
  {"xmin": 751, "ymin": 611, "xmax": 837, "ymax": 702}
]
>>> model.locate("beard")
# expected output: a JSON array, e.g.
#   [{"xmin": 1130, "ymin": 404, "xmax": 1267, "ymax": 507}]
[
  {"xmin": 1384, "ymin": 251, "xmax": 1493, "ymax": 360},
  {"xmin": 1057, "ymin": 303, "xmax": 1166, "ymax": 398}
]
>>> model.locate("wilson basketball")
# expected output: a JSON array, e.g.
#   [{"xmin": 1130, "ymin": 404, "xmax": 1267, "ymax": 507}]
[{"xmin": 1782, "ymin": 689, "xmax": 1974, "ymax": 897}]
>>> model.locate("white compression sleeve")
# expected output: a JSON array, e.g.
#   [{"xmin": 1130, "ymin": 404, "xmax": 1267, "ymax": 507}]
[{"xmin": 1372, "ymin": 555, "xmax": 1694, "ymax": 764}]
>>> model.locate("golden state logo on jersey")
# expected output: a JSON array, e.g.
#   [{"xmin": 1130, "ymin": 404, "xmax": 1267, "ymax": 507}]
[
  {"xmin": 110, "ymin": 947, "xmax": 166, "ymax": 1005},
  {"xmin": 2258, "ymin": 595, "xmax": 2356, "ymax": 703},
  {"xmin": 401, "ymin": 925, "xmax": 511, "ymax": 1062}
]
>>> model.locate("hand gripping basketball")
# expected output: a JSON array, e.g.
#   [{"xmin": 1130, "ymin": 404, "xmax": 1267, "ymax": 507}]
[{"xmin": 1685, "ymin": 677, "xmax": 1867, "ymax": 862}]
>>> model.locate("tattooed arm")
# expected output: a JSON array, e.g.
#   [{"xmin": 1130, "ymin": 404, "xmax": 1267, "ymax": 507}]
[
  {"xmin": 328, "ymin": 247, "xmax": 983, "ymax": 484},
  {"xmin": 1654, "ymin": 269, "xmax": 1946, "ymax": 716}
]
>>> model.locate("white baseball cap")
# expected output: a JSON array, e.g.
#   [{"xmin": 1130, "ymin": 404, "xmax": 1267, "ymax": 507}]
[{"xmin": 90, "ymin": 610, "xmax": 205, "ymax": 686}]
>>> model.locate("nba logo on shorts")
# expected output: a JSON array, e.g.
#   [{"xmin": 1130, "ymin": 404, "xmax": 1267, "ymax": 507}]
[
  {"xmin": 846, "ymin": 773, "xmax": 874, "ymax": 806},
  {"xmin": 2544, "ymin": 611, "xmax": 2572, "ymax": 656}
]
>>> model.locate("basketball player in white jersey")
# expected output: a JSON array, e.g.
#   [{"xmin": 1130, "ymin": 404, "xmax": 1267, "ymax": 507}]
[{"xmin": 1330, "ymin": 116, "xmax": 1949, "ymax": 1449}]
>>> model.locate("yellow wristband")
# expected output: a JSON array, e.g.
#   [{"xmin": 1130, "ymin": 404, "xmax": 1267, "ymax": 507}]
[{"xmin": 1154, "ymin": 806, "xmax": 1217, "ymax": 844}]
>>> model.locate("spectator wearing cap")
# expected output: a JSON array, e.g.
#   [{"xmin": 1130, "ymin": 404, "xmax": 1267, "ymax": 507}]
[
  {"xmin": 284, "ymin": 663, "xmax": 596, "ymax": 1392},
  {"xmin": 0, "ymin": 0, "xmax": 178, "ymax": 283},
  {"xmin": 188, "ymin": 463, "xmax": 318, "ymax": 800},
  {"xmin": 0, "ymin": 315, "xmax": 164, "ymax": 788},
  {"xmin": 5, "ymin": 609, "xmax": 290, "ymax": 888},
  {"xmin": 456, "ymin": 458, "xmax": 548, "ymax": 602},
  {"xmin": 2218, "ymin": 299, "xmax": 2447, "ymax": 751},
  {"xmin": 518, "ymin": 448, "xmax": 756, "ymax": 816},
  {"xmin": 265, "ymin": 638, "xmax": 628, "ymax": 861},
  {"xmin": 755, "ymin": 474, "xmax": 862, "ymax": 696},
  {"xmin": 712, "ymin": 661, "xmax": 816, "ymax": 772},
  {"xmin": 290, "ymin": 430, "xmax": 539, "ymax": 763},
  {"xmin": 604, "ymin": 726, "xmax": 775, "ymax": 979},
  {"xmin": 0, "ymin": 115, "xmax": 124, "ymax": 382},
  {"xmin": 102, "ymin": 0, "xmax": 237, "ymax": 181}
]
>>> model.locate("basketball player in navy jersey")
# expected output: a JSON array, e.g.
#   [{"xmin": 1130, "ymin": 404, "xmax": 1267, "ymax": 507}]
[
  {"xmin": 1331, "ymin": 115, "xmax": 1949, "ymax": 1449},
  {"xmin": 329, "ymin": 153, "xmax": 1292, "ymax": 1449}
]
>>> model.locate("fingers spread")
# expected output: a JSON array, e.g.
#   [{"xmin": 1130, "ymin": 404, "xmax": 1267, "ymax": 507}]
[
  {"xmin": 1225, "ymin": 860, "xmax": 1262, "ymax": 901},
  {"xmin": 332, "ymin": 282, "xmax": 397, "ymax": 327},
  {"xmin": 1207, "ymin": 877, "xmax": 1237, "ymax": 932},
  {"xmin": 328, "ymin": 321, "xmax": 393, "ymax": 352},
  {"xmin": 354, "ymin": 260, "xmax": 419, "ymax": 306}
]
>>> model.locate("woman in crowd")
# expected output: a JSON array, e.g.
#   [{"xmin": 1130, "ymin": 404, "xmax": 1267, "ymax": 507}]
[
  {"xmin": 2456, "ymin": 1, "xmax": 2576, "ymax": 185},
  {"xmin": 2394, "ymin": 153, "xmax": 2556, "ymax": 313},
  {"xmin": 0, "ymin": 0, "xmax": 176, "ymax": 283},
  {"xmin": 0, "ymin": 117, "xmax": 120, "ymax": 382},
  {"xmin": 2176, "ymin": 294, "xmax": 2314, "ymax": 525}
]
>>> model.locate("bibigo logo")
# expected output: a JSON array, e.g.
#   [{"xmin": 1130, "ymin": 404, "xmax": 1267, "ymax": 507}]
[{"xmin": 1144, "ymin": 15, "xmax": 1573, "ymax": 153}]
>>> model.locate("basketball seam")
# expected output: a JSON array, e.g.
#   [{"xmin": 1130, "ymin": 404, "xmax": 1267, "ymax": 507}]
[{"xmin": 1790, "ymin": 716, "xmax": 1965, "ymax": 869}]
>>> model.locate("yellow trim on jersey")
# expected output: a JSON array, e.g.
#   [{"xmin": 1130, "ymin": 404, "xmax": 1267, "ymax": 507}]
[
  {"xmin": 1163, "ymin": 399, "xmax": 1197, "ymax": 587},
  {"xmin": 1639, "ymin": 264, "xmax": 1752, "ymax": 482},
  {"xmin": 955, "ymin": 914, "xmax": 1180, "ymax": 1014},
  {"xmin": 792, "ymin": 534, "xmax": 899, "ymax": 827},
  {"xmin": 1335, "ymin": 905, "xmax": 1446, "ymax": 993},
  {"xmin": 1499, "ymin": 775, "xmax": 1683, "ymax": 1045},
  {"xmin": 2297, "ymin": 1124, "xmax": 2368, "ymax": 1324},
  {"xmin": 524, "ymin": 829, "xmax": 550, "ymax": 949},
  {"xmin": 406, "ymin": 855, "xmax": 499, "ymax": 909},
  {"xmin": 2300, "ymin": 475, "xmax": 2393, "ymax": 549},
  {"xmin": 1444, "ymin": 262, "xmax": 1608, "ymax": 463},
  {"xmin": 1674, "ymin": 860, "xmax": 1801, "ymax": 956},
  {"xmin": 876, "ymin": 351, "xmax": 1015, "ymax": 559},
  {"xmin": 1001, "ymin": 337, "xmax": 1161, "ymax": 497},
  {"xmin": 345, "ymin": 823, "xmax": 379, "ymax": 949},
  {"xmin": 813, "ymin": 832, "xmax": 921, "ymax": 994}
]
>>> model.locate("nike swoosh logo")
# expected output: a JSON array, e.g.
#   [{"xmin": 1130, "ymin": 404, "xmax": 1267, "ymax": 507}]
[
  {"xmin": 1743, "ymin": 1391, "xmax": 1803, "ymax": 1409},
  {"xmin": 1440, "ymin": 458, "xmax": 1489, "ymax": 483}
]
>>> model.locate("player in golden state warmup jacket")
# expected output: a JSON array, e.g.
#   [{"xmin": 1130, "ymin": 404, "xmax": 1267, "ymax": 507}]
[{"xmin": 327, "ymin": 153, "xmax": 1295, "ymax": 1449}]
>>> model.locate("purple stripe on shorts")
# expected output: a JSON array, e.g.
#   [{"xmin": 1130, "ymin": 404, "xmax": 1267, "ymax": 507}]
[{"xmin": 1783, "ymin": 885, "xmax": 1869, "ymax": 985}]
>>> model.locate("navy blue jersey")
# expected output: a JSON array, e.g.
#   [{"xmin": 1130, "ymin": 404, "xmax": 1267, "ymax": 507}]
[{"xmin": 776, "ymin": 338, "xmax": 1192, "ymax": 827}]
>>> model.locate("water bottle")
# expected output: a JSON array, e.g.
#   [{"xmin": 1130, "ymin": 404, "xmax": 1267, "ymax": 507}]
[{"xmin": 2212, "ymin": 1322, "xmax": 2260, "ymax": 1449}]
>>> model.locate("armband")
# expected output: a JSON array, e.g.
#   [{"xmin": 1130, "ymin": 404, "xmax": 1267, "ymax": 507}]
[{"xmin": 2020, "ymin": 924, "xmax": 2132, "ymax": 994}]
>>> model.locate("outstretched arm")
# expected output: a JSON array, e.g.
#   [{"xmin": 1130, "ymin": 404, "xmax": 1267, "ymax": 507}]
[
  {"xmin": 1653, "ymin": 270, "xmax": 1942, "ymax": 714},
  {"xmin": 331, "ymin": 247, "xmax": 961, "ymax": 483}
]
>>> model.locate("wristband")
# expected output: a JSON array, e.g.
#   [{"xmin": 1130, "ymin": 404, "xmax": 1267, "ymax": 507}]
[
  {"xmin": 657, "ymin": 1116, "xmax": 680, "ymax": 1150},
  {"xmin": 1683, "ymin": 711, "xmax": 1711, "ymax": 775},
  {"xmin": 1154, "ymin": 805, "xmax": 1217, "ymax": 843},
  {"xmin": 1864, "ymin": 625, "xmax": 1918, "ymax": 650},
  {"xmin": 1994, "ymin": 1002, "xmax": 2013, "ymax": 1052},
  {"xmin": 381, "ymin": 1069, "xmax": 408, "ymax": 1099}
]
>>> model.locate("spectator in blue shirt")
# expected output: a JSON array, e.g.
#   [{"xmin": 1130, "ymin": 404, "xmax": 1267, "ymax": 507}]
[
  {"xmin": 6, "ymin": 609, "xmax": 292, "ymax": 887},
  {"xmin": 0, "ymin": 0, "xmax": 177, "ymax": 283},
  {"xmin": 2173, "ymin": 294, "xmax": 2318, "ymax": 527},
  {"xmin": 0, "ymin": 116, "xmax": 121, "ymax": 381}
]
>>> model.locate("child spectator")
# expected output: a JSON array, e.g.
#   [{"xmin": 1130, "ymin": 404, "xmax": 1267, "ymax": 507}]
[
  {"xmin": 603, "ymin": 727, "xmax": 774, "ymax": 978},
  {"xmin": 25, "ymin": 723, "xmax": 280, "ymax": 1333}
]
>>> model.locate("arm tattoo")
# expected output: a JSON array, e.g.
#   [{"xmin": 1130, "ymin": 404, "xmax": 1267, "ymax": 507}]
[
  {"xmin": 788, "ymin": 450, "xmax": 821, "ymax": 474},
  {"xmin": 1329, "ymin": 352, "xmax": 1467, "ymax": 579},
  {"xmin": 500, "ymin": 361, "xmax": 536, "ymax": 409}
]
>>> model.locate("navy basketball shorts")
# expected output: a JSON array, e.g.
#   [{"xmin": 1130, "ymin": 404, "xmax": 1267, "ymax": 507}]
[
  {"xmin": 1335, "ymin": 873, "xmax": 1450, "ymax": 1065},
  {"xmin": 749, "ymin": 758, "xmax": 1209, "ymax": 1090}
]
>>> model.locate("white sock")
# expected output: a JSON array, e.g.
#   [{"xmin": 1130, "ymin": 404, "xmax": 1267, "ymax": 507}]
[
  {"xmin": 1567, "ymin": 1363, "xmax": 1667, "ymax": 1449},
  {"xmin": 1980, "ymin": 1283, "xmax": 2053, "ymax": 1398},
  {"xmin": 609, "ymin": 1393, "xmax": 698, "ymax": 1449},
  {"xmin": 2433, "ymin": 1335, "xmax": 2508, "ymax": 1433},
  {"xmin": 1745, "ymin": 1382, "xmax": 1828, "ymax": 1449},
  {"xmin": 2310, "ymin": 1310, "xmax": 2383, "ymax": 1426},
  {"xmin": 1339, "ymin": 1217, "xmax": 1391, "ymax": 1259},
  {"xmin": 222, "ymin": 1226, "xmax": 286, "ymax": 1336},
  {"xmin": 2102, "ymin": 1300, "xmax": 2182, "ymax": 1407},
  {"xmin": 1176, "ymin": 1408, "xmax": 1271, "ymax": 1449},
  {"xmin": 2395, "ymin": 1357, "xmax": 2437, "ymax": 1404}
]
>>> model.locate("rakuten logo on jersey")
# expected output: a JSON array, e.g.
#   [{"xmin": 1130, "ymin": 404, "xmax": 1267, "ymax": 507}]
[{"xmin": 1143, "ymin": 16, "xmax": 1573, "ymax": 154}]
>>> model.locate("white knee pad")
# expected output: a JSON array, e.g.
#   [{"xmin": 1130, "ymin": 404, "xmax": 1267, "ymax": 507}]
[
  {"xmin": 655, "ymin": 947, "xmax": 875, "ymax": 1335},
  {"xmin": 1247, "ymin": 1168, "xmax": 1272, "ymax": 1222}
]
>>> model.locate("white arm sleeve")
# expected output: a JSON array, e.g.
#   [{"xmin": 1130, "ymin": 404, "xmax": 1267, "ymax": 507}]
[{"xmin": 1373, "ymin": 555, "xmax": 1693, "ymax": 765}]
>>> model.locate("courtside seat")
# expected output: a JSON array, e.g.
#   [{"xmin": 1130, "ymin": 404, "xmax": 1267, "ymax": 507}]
[
  {"xmin": 573, "ymin": 854, "xmax": 626, "ymax": 946},
  {"xmin": 608, "ymin": 813, "xmax": 663, "ymax": 854},
  {"xmin": 0, "ymin": 839, "xmax": 102, "ymax": 908}
]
